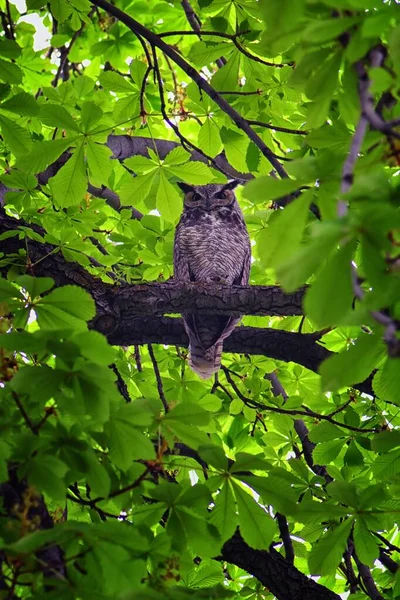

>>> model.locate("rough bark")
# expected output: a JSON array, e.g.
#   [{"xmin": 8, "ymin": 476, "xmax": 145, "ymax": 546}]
[
  {"xmin": 101, "ymin": 316, "xmax": 330, "ymax": 372},
  {"xmin": 222, "ymin": 532, "xmax": 341, "ymax": 600}
]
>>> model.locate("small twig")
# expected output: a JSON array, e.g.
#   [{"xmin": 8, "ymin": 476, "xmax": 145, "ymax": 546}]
[
  {"xmin": 276, "ymin": 513, "xmax": 294, "ymax": 564},
  {"xmin": 373, "ymin": 532, "xmax": 400, "ymax": 554},
  {"xmin": 221, "ymin": 367, "xmax": 376, "ymax": 433},
  {"xmin": 147, "ymin": 344, "xmax": 169, "ymax": 413},
  {"xmin": 219, "ymin": 89, "xmax": 262, "ymax": 96},
  {"xmin": 133, "ymin": 345, "xmax": 143, "ymax": 372},
  {"xmin": 151, "ymin": 46, "xmax": 232, "ymax": 177},
  {"xmin": 111, "ymin": 363, "xmax": 131, "ymax": 403},
  {"xmin": 12, "ymin": 392, "xmax": 37, "ymax": 435},
  {"xmin": 180, "ymin": 0, "xmax": 202, "ymax": 33},
  {"xmin": 106, "ymin": 467, "xmax": 149, "ymax": 499},
  {"xmin": 344, "ymin": 544, "xmax": 359, "ymax": 593},
  {"xmin": 5, "ymin": 0, "xmax": 14, "ymax": 39},
  {"xmin": 248, "ymin": 119, "xmax": 308, "ymax": 136},
  {"xmin": 52, "ymin": 25, "xmax": 85, "ymax": 86},
  {"xmin": 352, "ymin": 546, "xmax": 384, "ymax": 600},
  {"xmin": 91, "ymin": 0, "xmax": 289, "ymax": 179},
  {"xmin": 158, "ymin": 29, "xmax": 291, "ymax": 68}
]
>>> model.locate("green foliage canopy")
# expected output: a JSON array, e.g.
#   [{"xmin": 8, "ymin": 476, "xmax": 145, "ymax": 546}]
[{"xmin": 1, "ymin": 0, "xmax": 400, "ymax": 599}]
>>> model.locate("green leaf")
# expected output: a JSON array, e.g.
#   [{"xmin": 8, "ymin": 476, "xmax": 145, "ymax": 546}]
[
  {"xmin": 49, "ymin": 141, "xmax": 87, "ymax": 207},
  {"xmin": 277, "ymin": 222, "xmax": 344, "ymax": 292},
  {"xmin": 163, "ymin": 146, "xmax": 191, "ymax": 166},
  {"xmin": 308, "ymin": 422, "xmax": 347, "ymax": 443},
  {"xmin": 107, "ymin": 417, "xmax": 155, "ymax": 471},
  {"xmin": 0, "ymin": 39, "xmax": 21, "ymax": 60},
  {"xmin": 156, "ymin": 171, "xmax": 182, "ymax": 222},
  {"xmin": 210, "ymin": 481, "xmax": 237, "ymax": 543},
  {"xmin": 165, "ymin": 401, "xmax": 210, "ymax": 427},
  {"xmin": 244, "ymin": 176, "xmax": 302, "ymax": 203},
  {"xmin": 99, "ymin": 70, "xmax": 137, "ymax": 94},
  {"xmin": 28, "ymin": 454, "xmax": 68, "ymax": 503},
  {"xmin": 119, "ymin": 170, "xmax": 157, "ymax": 205},
  {"xmin": 320, "ymin": 332, "xmax": 385, "ymax": 392},
  {"xmin": 233, "ymin": 482, "xmax": 277, "ymax": 550},
  {"xmin": 327, "ymin": 481, "xmax": 359, "ymax": 507},
  {"xmin": 389, "ymin": 25, "xmax": 400, "ymax": 78},
  {"xmin": 0, "ymin": 58, "xmax": 22, "ymax": 84},
  {"xmin": 312, "ymin": 439, "xmax": 344, "ymax": 465},
  {"xmin": 304, "ymin": 240, "xmax": 356, "ymax": 328},
  {"xmin": 220, "ymin": 128, "xmax": 250, "ymax": 174},
  {"xmin": 302, "ymin": 18, "xmax": 359, "ymax": 44},
  {"xmin": 40, "ymin": 103, "xmax": 80, "ymax": 131},
  {"xmin": 353, "ymin": 519, "xmax": 379, "ymax": 567},
  {"xmin": 71, "ymin": 331, "xmax": 116, "ymax": 365},
  {"xmin": 86, "ymin": 139, "xmax": 113, "ymax": 185},
  {"xmin": 165, "ymin": 161, "xmax": 215, "ymax": 185},
  {"xmin": 373, "ymin": 358, "xmax": 400, "ymax": 405},
  {"xmin": 0, "ymin": 92, "xmax": 39, "ymax": 116},
  {"xmin": 80, "ymin": 101, "xmax": 103, "ymax": 134},
  {"xmin": 197, "ymin": 119, "xmax": 223, "ymax": 157},
  {"xmin": 17, "ymin": 138, "xmax": 75, "ymax": 173},
  {"xmin": 371, "ymin": 430, "xmax": 400, "ymax": 453},
  {"xmin": 240, "ymin": 475, "xmax": 297, "ymax": 515},
  {"xmin": 36, "ymin": 285, "xmax": 95, "ymax": 329},
  {"xmin": 16, "ymin": 275, "xmax": 54, "ymax": 297},
  {"xmin": 255, "ymin": 190, "xmax": 312, "ymax": 269},
  {"xmin": 0, "ymin": 278, "xmax": 22, "ymax": 302},
  {"xmin": 308, "ymin": 519, "xmax": 354, "ymax": 576},
  {"xmin": 0, "ymin": 114, "xmax": 32, "ymax": 156}
]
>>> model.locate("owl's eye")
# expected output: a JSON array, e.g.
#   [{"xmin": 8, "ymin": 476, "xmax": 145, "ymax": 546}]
[
  {"xmin": 192, "ymin": 192, "xmax": 201, "ymax": 201},
  {"xmin": 215, "ymin": 190, "xmax": 228, "ymax": 200}
]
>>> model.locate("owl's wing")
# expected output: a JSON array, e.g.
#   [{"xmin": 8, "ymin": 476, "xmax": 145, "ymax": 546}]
[
  {"xmin": 234, "ymin": 241, "xmax": 251, "ymax": 286},
  {"xmin": 173, "ymin": 227, "xmax": 190, "ymax": 281},
  {"xmin": 184, "ymin": 242, "xmax": 251, "ymax": 350}
]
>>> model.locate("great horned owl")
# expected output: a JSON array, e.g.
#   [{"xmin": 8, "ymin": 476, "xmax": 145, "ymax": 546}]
[{"xmin": 174, "ymin": 180, "xmax": 251, "ymax": 379}]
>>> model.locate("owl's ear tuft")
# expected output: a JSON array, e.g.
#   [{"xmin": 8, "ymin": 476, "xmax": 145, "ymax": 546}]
[
  {"xmin": 177, "ymin": 182, "xmax": 194, "ymax": 194},
  {"xmin": 223, "ymin": 179, "xmax": 242, "ymax": 191}
]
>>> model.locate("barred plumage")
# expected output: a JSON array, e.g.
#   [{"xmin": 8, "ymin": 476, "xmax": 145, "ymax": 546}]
[{"xmin": 174, "ymin": 180, "xmax": 251, "ymax": 379}]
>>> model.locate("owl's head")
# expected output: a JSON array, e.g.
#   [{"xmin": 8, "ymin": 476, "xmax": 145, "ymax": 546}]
[{"xmin": 177, "ymin": 180, "xmax": 241, "ymax": 211}]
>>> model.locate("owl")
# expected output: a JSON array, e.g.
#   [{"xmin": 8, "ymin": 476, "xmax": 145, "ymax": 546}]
[{"xmin": 174, "ymin": 180, "xmax": 251, "ymax": 379}]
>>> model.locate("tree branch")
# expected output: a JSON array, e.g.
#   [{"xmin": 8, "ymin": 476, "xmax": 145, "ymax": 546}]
[
  {"xmin": 221, "ymin": 531, "xmax": 341, "ymax": 600},
  {"xmin": 90, "ymin": 0, "xmax": 289, "ymax": 179}
]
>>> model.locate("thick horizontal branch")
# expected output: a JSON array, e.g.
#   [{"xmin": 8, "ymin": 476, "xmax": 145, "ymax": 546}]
[
  {"xmin": 96, "ymin": 281, "xmax": 305, "ymax": 318},
  {"xmin": 221, "ymin": 532, "xmax": 341, "ymax": 600},
  {"xmin": 0, "ymin": 210, "xmax": 327, "ymax": 373},
  {"xmin": 97, "ymin": 315, "xmax": 330, "ymax": 373}
]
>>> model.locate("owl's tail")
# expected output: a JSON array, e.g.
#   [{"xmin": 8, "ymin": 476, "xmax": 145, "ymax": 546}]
[{"xmin": 189, "ymin": 340, "xmax": 223, "ymax": 380}]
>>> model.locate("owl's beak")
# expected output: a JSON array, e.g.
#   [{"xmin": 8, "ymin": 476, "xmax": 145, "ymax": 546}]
[{"xmin": 204, "ymin": 199, "xmax": 212, "ymax": 211}]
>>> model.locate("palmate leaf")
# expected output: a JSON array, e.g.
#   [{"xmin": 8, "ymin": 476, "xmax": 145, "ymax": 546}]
[
  {"xmin": 0, "ymin": 58, "xmax": 22, "ymax": 84},
  {"xmin": 232, "ymin": 482, "xmax": 277, "ymax": 550},
  {"xmin": 220, "ymin": 128, "xmax": 249, "ymax": 173},
  {"xmin": 165, "ymin": 161, "xmax": 216, "ymax": 185},
  {"xmin": 0, "ymin": 92, "xmax": 39, "ymax": 116},
  {"xmin": 353, "ymin": 518, "xmax": 380, "ymax": 567},
  {"xmin": 156, "ymin": 170, "xmax": 182, "ymax": 222},
  {"xmin": 320, "ymin": 332, "xmax": 386, "ymax": 393},
  {"xmin": 86, "ymin": 139, "xmax": 113, "ymax": 186},
  {"xmin": 99, "ymin": 70, "xmax": 138, "ymax": 94},
  {"xmin": 209, "ymin": 481, "xmax": 237, "ymax": 543},
  {"xmin": 49, "ymin": 141, "xmax": 87, "ymax": 207},
  {"xmin": 37, "ymin": 285, "xmax": 96, "ymax": 322},
  {"xmin": 197, "ymin": 118, "xmax": 223, "ymax": 157},
  {"xmin": 0, "ymin": 114, "xmax": 32, "ymax": 156},
  {"xmin": 304, "ymin": 240, "xmax": 356, "ymax": 328},
  {"xmin": 254, "ymin": 190, "xmax": 312, "ymax": 269},
  {"xmin": 308, "ymin": 518, "xmax": 354, "ymax": 576},
  {"xmin": 17, "ymin": 137, "xmax": 76, "ymax": 173}
]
